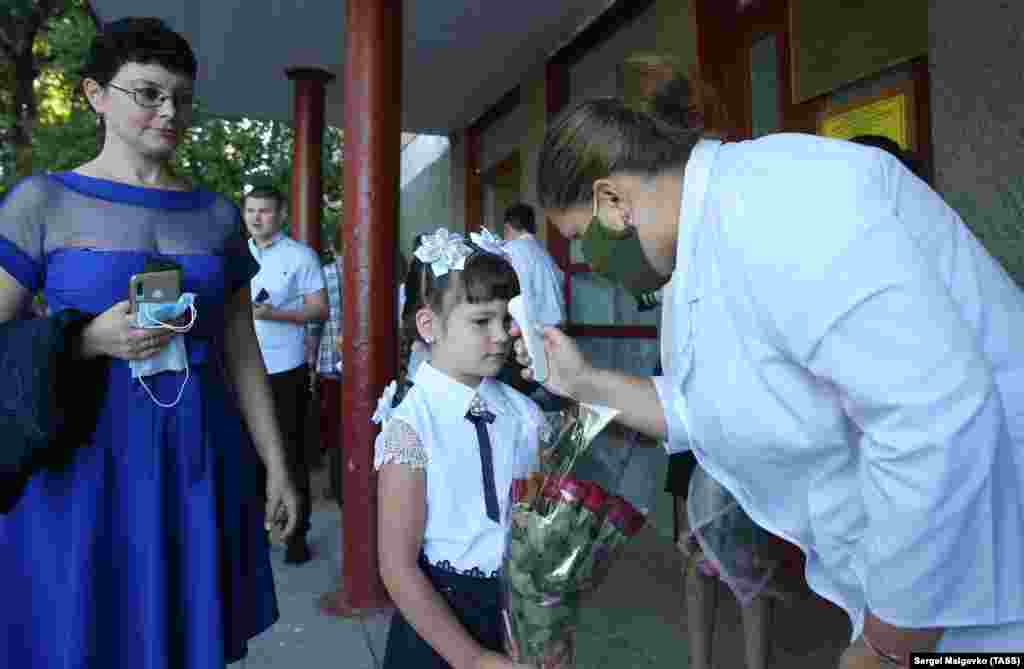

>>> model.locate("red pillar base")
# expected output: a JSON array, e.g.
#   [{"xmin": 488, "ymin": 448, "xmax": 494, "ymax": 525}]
[{"xmin": 317, "ymin": 579, "xmax": 393, "ymax": 619}]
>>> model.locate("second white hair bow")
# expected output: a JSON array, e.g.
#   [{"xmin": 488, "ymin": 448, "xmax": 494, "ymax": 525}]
[
  {"xmin": 415, "ymin": 228, "xmax": 475, "ymax": 277},
  {"xmin": 371, "ymin": 380, "xmax": 399, "ymax": 426},
  {"xmin": 469, "ymin": 228, "xmax": 507, "ymax": 257}
]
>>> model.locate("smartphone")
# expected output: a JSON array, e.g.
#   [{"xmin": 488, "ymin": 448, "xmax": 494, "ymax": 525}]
[{"xmin": 129, "ymin": 269, "xmax": 182, "ymax": 313}]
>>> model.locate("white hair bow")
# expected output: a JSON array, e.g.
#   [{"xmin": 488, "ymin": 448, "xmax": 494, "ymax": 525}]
[
  {"xmin": 415, "ymin": 228, "xmax": 475, "ymax": 277},
  {"xmin": 469, "ymin": 228, "xmax": 507, "ymax": 257},
  {"xmin": 371, "ymin": 380, "xmax": 399, "ymax": 426}
]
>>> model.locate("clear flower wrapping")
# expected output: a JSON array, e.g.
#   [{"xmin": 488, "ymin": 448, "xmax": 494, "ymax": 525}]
[{"xmin": 501, "ymin": 402, "xmax": 648, "ymax": 668}]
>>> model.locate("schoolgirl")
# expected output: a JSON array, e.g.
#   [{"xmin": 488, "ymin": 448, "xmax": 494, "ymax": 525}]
[{"xmin": 373, "ymin": 228, "xmax": 543, "ymax": 669}]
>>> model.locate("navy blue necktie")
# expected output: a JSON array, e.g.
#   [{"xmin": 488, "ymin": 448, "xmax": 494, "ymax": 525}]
[{"xmin": 466, "ymin": 402, "xmax": 500, "ymax": 523}]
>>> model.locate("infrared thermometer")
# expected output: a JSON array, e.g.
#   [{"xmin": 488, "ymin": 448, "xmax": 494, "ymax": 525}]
[{"xmin": 508, "ymin": 295, "xmax": 548, "ymax": 384}]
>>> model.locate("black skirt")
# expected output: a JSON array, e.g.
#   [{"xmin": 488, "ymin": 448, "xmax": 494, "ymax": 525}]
[{"xmin": 382, "ymin": 558, "xmax": 504, "ymax": 669}]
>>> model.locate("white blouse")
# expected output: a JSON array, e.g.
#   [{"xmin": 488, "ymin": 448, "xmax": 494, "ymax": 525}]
[
  {"xmin": 374, "ymin": 362, "xmax": 542, "ymax": 577},
  {"xmin": 654, "ymin": 137, "xmax": 1024, "ymax": 649}
]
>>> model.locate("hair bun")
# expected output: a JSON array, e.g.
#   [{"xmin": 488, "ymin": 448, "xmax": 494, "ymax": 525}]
[
  {"xmin": 650, "ymin": 76, "xmax": 698, "ymax": 129},
  {"xmin": 620, "ymin": 54, "xmax": 699, "ymax": 130}
]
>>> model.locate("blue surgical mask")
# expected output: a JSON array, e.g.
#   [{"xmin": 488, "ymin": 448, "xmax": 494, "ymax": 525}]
[{"xmin": 130, "ymin": 293, "xmax": 197, "ymax": 408}]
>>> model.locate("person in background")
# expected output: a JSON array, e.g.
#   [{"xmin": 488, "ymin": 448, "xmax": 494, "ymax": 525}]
[
  {"xmin": 487, "ymin": 205, "xmax": 567, "ymax": 410},
  {"xmin": 244, "ymin": 185, "xmax": 328, "ymax": 565},
  {"xmin": 309, "ymin": 232, "xmax": 344, "ymax": 504},
  {"xmin": 501, "ymin": 203, "xmax": 566, "ymax": 328},
  {"xmin": 0, "ymin": 18, "xmax": 298, "ymax": 668}
]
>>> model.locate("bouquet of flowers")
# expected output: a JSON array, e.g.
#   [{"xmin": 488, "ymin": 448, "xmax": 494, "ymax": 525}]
[{"xmin": 501, "ymin": 402, "xmax": 648, "ymax": 668}]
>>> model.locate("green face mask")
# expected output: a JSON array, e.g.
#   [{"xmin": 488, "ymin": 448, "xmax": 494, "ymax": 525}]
[{"xmin": 581, "ymin": 215, "xmax": 669, "ymax": 299}]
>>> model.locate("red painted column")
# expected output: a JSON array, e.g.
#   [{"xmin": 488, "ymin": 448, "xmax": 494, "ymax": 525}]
[
  {"xmin": 285, "ymin": 67, "xmax": 334, "ymax": 253},
  {"xmin": 319, "ymin": 0, "xmax": 399, "ymax": 616},
  {"xmin": 464, "ymin": 125, "xmax": 481, "ymax": 233}
]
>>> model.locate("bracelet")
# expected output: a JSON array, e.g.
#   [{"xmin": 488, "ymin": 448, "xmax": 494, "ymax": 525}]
[{"xmin": 862, "ymin": 634, "xmax": 906, "ymax": 668}]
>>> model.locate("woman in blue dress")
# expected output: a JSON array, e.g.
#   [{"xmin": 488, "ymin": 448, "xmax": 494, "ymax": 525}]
[{"xmin": 0, "ymin": 18, "xmax": 299, "ymax": 668}]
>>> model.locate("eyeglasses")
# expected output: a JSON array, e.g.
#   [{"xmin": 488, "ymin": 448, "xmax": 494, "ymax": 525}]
[{"xmin": 107, "ymin": 83, "xmax": 195, "ymax": 112}]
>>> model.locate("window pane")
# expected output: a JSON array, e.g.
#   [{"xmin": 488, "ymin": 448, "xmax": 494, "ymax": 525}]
[
  {"xmin": 570, "ymin": 238, "xmax": 585, "ymax": 264},
  {"xmin": 569, "ymin": 272, "xmax": 660, "ymax": 326},
  {"xmin": 575, "ymin": 336, "xmax": 659, "ymax": 376},
  {"xmin": 750, "ymin": 34, "xmax": 780, "ymax": 137},
  {"xmin": 570, "ymin": 272, "xmax": 617, "ymax": 324}
]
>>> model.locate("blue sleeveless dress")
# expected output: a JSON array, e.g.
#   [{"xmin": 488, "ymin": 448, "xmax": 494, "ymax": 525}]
[{"xmin": 0, "ymin": 173, "xmax": 278, "ymax": 668}]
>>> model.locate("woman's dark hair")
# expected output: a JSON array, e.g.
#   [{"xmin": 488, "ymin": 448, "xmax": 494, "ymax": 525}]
[
  {"xmin": 848, "ymin": 134, "xmax": 925, "ymax": 182},
  {"xmin": 392, "ymin": 237, "xmax": 520, "ymax": 406},
  {"xmin": 537, "ymin": 75, "xmax": 703, "ymax": 210},
  {"xmin": 504, "ymin": 203, "xmax": 536, "ymax": 235},
  {"xmin": 81, "ymin": 17, "xmax": 198, "ymax": 85},
  {"xmin": 243, "ymin": 185, "xmax": 288, "ymax": 211}
]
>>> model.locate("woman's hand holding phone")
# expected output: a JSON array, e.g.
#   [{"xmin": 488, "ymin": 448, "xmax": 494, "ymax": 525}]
[{"xmin": 78, "ymin": 300, "xmax": 177, "ymax": 361}]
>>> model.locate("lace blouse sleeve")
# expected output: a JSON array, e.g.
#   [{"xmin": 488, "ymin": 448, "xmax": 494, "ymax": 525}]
[{"xmin": 374, "ymin": 418, "xmax": 429, "ymax": 470}]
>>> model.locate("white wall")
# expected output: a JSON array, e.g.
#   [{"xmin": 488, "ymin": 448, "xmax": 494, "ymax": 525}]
[
  {"xmin": 929, "ymin": 0, "xmax": 1024, "ymax": 284},
  {"xmin": 400, "ymin": 135, "xmax": 450, "ymax": 189}
]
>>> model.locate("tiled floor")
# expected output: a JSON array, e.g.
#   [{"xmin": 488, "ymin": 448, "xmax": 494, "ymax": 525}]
[{"xmin": 243, "ymin": 496, "xmax": 391, "ymax": 669}]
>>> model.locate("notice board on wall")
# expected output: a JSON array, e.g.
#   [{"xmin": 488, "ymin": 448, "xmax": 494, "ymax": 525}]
[
  {"xmin": 819, "ymin": 90, "xmax": 910, "ymax": 149},
  {"xmin": 789, "ymin": 0, "xmax": 927, "ymax": 104}
]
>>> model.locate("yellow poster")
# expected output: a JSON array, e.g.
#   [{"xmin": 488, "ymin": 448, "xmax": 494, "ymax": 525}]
[{"xmin": 819, "ymin": 94, "xmax": 908, "ymax": 149}]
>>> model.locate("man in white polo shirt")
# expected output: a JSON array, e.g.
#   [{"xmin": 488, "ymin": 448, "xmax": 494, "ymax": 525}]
[
  {"xmin": 498, "ymin": 202, "xmax": 567, "ymax": 410},
  {"xmin": 244, "ymin": 185, "xmax": 327, "ymax": 565},
  {"xmin": 501, "ymin": 202, "xmax": 566, "ymax": 328}
]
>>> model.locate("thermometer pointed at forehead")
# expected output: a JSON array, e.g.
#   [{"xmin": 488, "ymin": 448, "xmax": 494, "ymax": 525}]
[{"xmin": 508, "ymin": 295, "xmax": 548, "ymax": 384}]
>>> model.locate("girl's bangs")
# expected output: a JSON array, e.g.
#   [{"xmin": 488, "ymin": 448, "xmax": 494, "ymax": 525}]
[{"xmin": 456, "ymin": 252, "xmax": 520, "ymax": 304}]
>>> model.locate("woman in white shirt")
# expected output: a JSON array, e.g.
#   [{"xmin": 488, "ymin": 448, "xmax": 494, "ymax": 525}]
[
  {"xmin": 374, "ymin": 229, "xmax": 544, "ymax": 669},
  {"xmin": 514, "ymin": 76, "xmax": 1024, "ymax": 666}
]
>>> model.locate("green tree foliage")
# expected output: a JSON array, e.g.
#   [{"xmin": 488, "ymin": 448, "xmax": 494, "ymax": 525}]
[
  {"xmin": 1, "ymin": 1, "xmax": 344, "ymax": 256},
  {"xmin": 28, "ymin": 0, "xmax": 102, "ymax": 176},
  {"xmin": 175, "ymin": 116, "xmax": 344, "ymax": 255},
  {"xmin": 0, "ymin": 0, "xmax": 86, "ymax": 181}
]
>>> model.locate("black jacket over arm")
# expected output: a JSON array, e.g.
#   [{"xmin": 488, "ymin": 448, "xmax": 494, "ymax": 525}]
[{"xmin": 0, "ymin": 311, "xmax": 108, "ymax": 513}]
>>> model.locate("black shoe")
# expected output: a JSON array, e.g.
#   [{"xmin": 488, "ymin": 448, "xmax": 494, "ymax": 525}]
[{"xmin": 284, "ymin": 537, "xmax": 312, "ymax": 565}]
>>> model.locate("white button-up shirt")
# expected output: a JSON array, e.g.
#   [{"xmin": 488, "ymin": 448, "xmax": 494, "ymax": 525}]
[
  {"xmin": 504, "ymin": 233, "xmax": 566, "ymax": 327},
  {"xmin": 654, "ymin": 136, "xmax": 1024, "ymax": 648},
  {"xmin": 249, "ymin": 233, "xmax": 325, "ymax": 374},
  {"xmin": 374, "ymin": 362, "xmax": 542, "ymax": 576}
]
